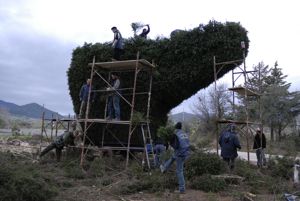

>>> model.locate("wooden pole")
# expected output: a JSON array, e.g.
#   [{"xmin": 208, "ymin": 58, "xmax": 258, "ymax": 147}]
[
  {"xmin": 80, "ymin": 56, "xmax": 95, "ymax": 167},
  {"xmin": 126, "ymin": 52, "xmax": 140, "ymax": 168},
  {"xmin": 213, "ymin": 56, "xmax": 219, "ymax": 156}
]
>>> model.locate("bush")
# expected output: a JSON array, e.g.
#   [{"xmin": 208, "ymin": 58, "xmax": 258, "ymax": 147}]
[
  {"xmin": 0, "ymin": 153, "xmax": 58, "ymax": 201},
  {"xmin": 268, "ymin": 156, "xmax": 294, "ymax": 179},
  {"xmin": 190, "ymin": 174, "xmax": 226, "ymax": 192},
  {"xmin": 233, "ymin": 159, "xmax": 258, "ymax": 181},
  {"xmin": 185, "ymin": 151, "xmax": 226, "ymax": 179},
  {"xmin": 63, "ymin": 160, "xmax": 86, "ymax": 179}
]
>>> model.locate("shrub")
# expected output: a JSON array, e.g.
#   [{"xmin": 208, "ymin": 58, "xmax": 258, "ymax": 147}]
[
  {"xmin": 0, "ymin": 153, "xmax": 58, "ymax": 201},
  {"xmin": 268, "ymin": 156, "xmax": 294, "ymax": 179},
  {"xmin": 185, "ymin": 151, "xmax": 226, "ymax": 179},
  {"xmin": 190, "ymin": 174, "xmax": 226, "ymax": 192}
]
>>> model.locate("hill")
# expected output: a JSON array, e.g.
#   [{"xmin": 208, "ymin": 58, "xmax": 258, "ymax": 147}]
[
  {"xmin": 169, "ymin": 112, "xmax": 198, "ymax": 123},
  {"xmin": 0, "ymin": 100, "xmax": 62, "ymax": 119}
]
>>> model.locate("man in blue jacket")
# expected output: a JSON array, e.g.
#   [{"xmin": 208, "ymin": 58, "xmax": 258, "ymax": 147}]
[
  {"xmin": 160, "ymin": 122, "xmax": 190, "ymax": 194},
  {"xmin": 79, "ymin": 79, "xmax": 94, "ymax": 118},
  {"xmin": 219, "ymin": 123, "xmax": 241, "ymax": 170}
]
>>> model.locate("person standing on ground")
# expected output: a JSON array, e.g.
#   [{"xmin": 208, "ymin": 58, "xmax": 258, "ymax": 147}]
[
  {"xmin": 111, "ymin": 26, "xmax": 124, "ymax": 60},
  {"xmin": 139, "ymin": 24, "xmax": 150, "ymax": 39},
  {"xmin": 160, "ymin": 122, "xmax": 190, "ymax": 194},
  {"xmin": 79, "ymin": 79, "xmax": 94, "ymax": 118},
  {"xmin": 253, "ymin": 128, "xmax": 267, "ymax": 167},
  {"xmin": 107, "ymin": 73, "xmax": 121, "ymax": 120},
  {"xmin": 219, "ymin": 123, "xmax": 241, "ymax": 170}
]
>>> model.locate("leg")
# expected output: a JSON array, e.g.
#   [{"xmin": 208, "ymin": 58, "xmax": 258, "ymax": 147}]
[
  {"xmin": 114, "ymin": 48, "xmax": 121, "ymax": 60},
  {"xmin": 261, "ymin": 148, "xmax": 266, "ymax": 166},
  {"xmin": 107, "ymin": 97, "xmax": 113, "ymax": 119},
  {"xmin": 113, "ymin": 95, "xmax": 120, "ymax": 120},
  {"xmin": 176, "ymin": 156, "xmax": 186, "ymax": 192},
  {"xmin": 162, "ymin": 154, "xmax": 176, "ymax": 171},
  {"xmin": 56, "ymin": 148, "xmax": 62, "ymax": 162},
  {"xmin": 256, "ymin": 148, "xmax": 262, "ymax": 167},
  {"xmin": 229, "ymin": 157, "xmax": 235, "ymax": 170},
  {"xmin": 40, "ymin": 143, "xmax": 56, "ymax": 157},
  {"xmin": 79, "ymin": 101, "xmax": 86, "ymax": 118}
]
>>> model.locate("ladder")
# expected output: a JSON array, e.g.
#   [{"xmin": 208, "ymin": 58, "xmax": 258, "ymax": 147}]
[{"xmin": 141, "ymin": 123, "xmax": 155, "ymax": 170}]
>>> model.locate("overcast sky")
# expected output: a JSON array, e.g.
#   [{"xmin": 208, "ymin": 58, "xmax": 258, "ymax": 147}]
[{"xmin": 0, "ymin": 0, "xmax": 300, "ymax": 115}]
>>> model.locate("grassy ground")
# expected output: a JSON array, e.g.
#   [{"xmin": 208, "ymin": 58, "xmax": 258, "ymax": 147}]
[{"xmin": 0, "ymin": 143, "xmax": 298, "ymax": 201}]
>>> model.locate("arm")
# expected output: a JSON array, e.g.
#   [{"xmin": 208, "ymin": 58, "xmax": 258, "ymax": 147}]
[
  {"xmin": 234, "ymin": 135, "xmax": 241, "ymax": 149},
  {"xmin": 79, "ymin": 85, "xmax": 84, "ymax": 101},
  {"xmin": 113, "ymin": 79, "xmax": 120, "ymax": 89},
  {"xmin": 112, "ymin": 32, "xmax": 120, "ymax": 47},
  {"xmin": 146, "ymin": 25, "xmax": 150, "ymax": 34}
]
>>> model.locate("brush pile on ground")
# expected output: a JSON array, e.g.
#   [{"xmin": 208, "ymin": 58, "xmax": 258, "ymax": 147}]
[{"xmin": 0, "ymin": 148, "xmax": 297, "ymax": 201}]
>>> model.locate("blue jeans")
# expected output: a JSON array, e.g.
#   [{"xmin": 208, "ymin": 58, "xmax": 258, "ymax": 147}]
[
  {"xmin": 256, "ymin": 148, "xmax": 266, "ymax": 167},
  {"xmin": 108, "ymin": 95, "xmax": 120, "ymax": 119},
  {"xmin": 163, "ymin": 154, "xmax": 186, "ymax": 192},
  {"xmin": 154, "ymin": 144, "xmax": 165, "ymax": 167}
]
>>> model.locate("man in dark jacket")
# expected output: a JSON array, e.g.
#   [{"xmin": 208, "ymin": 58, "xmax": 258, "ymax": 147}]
[
  {"xmin": 219, "ymin": 123, "xmax": 241, "ymax": 170},
  {"xmin": 40, "ymin": 122, "xmax": 78, "ymax": 161},
  {"xmin": 253, "ymin": 128, "xmax": 267, "ymax": 167},
  {"xmin": 160, "ymin": 122, "xmax": 190, "ymax": 193},
  {"xmin": 139, "ymin": 24, "xmax": 150, "ymax": 39}
]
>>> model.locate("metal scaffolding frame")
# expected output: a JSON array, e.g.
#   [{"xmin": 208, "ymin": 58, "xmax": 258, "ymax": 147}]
[
  {"xmin": 79, "ymin": 52, "xmax": 156, "ymax": 169},
  {"xmin": 213, "ymin": 44, "xmax": 262, "ymax": 162},
  {"xmin": 39, "ymin": 112, "xmax": 75, "ymax": 150}
]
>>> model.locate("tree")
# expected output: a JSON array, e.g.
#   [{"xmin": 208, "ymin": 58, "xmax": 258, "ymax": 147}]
[
  {"xmin": 192, "ymin": 83, "xmax": 232, "ymax": 136},
  {"xmin": 67, "ymin": 20, "xmax": 249, "ymax": 145},
  {"xmin": 244, "ymin": 62, "xmax": 300, "ymax": 141}
]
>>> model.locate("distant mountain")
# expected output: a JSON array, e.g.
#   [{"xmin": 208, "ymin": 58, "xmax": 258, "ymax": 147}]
[
  {"xmin": 0, "ymin": 100, "xmax": 62, "ymax": 119},
  {"xmin": 169, "ymin": 112, "xmax": 198, "ymax": 123}
]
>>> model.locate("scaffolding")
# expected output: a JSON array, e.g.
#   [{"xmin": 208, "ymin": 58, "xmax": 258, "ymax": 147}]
[
  {"xmin": 40, "ymin": 112, "xmax": 75, "ymax": 149},
  {"xmin": 79, "ymin": 52, "xmax": 155, "ymax": 169},
  {"xmin": 213, "ymin": 45, "xmax": 262, "ymax": 162}
]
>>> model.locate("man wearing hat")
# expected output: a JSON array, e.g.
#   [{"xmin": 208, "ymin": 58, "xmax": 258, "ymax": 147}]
[{"xmin": 253, "ymin": 127, "xmax": 267, "ymax": 167}]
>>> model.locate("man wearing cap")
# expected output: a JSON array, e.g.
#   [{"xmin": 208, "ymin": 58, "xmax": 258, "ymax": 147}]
[
  {"xmin": 111, "ymin": 26, "xmax": 124, "ymax": 60},
  {"xmin": 160, "ymin": 122, "xmax": 190, "ymax": 194},
  {"xmin": 253, "ymin": 128, "xmax": 267, "ymax": 167},
  {"xmin": 219, "ymin": 123, "xmax": 241, "ymax": 170}
]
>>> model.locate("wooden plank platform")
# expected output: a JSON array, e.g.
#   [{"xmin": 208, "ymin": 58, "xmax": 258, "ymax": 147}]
[
  {"xmin": 88, "ymin": 59, "xmax": 155, "ymax": 71},
  {"xmin": 228, "ymin": 87, "xmax": 260, "ymax": 96},
  {"xmin": 77, "ymin": 118, "xmax": 148, "ymax": 125},
  {"xmin": 217, "ymin": 119, "xmax": 260, "ymax": 125}
]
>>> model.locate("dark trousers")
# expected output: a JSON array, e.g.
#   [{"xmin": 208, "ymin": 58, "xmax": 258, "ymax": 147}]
[
  {"xmin": 40, "ymin": 142, "xmax": 63, "ymax": 161},
  {"xmin": 223, "ymin": 157, "xmax": 236, "ymax": 170},
  {"xmin": 113, "ymin": 48, "xmax": 124, "ymax": 60}
]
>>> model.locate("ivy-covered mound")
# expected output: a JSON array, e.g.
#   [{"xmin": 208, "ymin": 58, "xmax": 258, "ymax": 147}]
[{"xmin": 67, "ymin": 20, "xmax": 249, "ymax": 146}]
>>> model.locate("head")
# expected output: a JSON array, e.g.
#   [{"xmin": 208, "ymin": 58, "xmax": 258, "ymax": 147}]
[
  {"xmin": 111, "ymin": 26, "xmax": 117, "ymax": 33},
  {"xmin": 86, "ymin": 78, "xmax": 91, "ymax": 85},
  {"xmin": 175, "ymin": 122, "xmax": 182, "ymax": 130},
  {"xmin": 111, "ymin": 73, "xmax": 119, "ymax": 80},
  {"xmin": 227, "ymin": 123, "xmax": 236, "ymax": 133},
  {"xmin": 142, "ymin": 28, "xmax": 147, "ymax": 33},
  {"xmin": 71, "ymin": 121, "xmax": 77, "ymax": 131},
  {"xmin": 256, "ymin": 127, "xmax": 261, "ymax": 133}
]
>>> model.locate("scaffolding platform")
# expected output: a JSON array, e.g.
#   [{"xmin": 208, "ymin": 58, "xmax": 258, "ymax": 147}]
[
  {"xmin": 228, "ymin": 87, "xmax": 260, "ymax": 96},
  {"xmin": 77, "ymin": 118, "xmax": 148, "ymax": 125},
  {"xmin": 217, "ymin": 119, "xmax": 260, "ymax": 125},
  {"xmin": 88, "ymin": 59, "xmax": 155, "ymax": 71}
]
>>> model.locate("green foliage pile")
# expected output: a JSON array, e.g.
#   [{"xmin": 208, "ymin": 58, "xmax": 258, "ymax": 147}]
[
  {"xmin": 0, "ymin": 153, "xmax": 58, "ymax": 201},
  {"xmin": 185, "ymin": 151, "xmax": 226, "ymax": 179},
  {"xmin": 156, "ymin": 125, "xmax": 175, "ymax": 142},
  {"xmin": 190, "ymin": 174, "xmax": 226, "ymax": 192},
  {"xmin": 268, "ymin": 156, "xmax": 294, "ymax": 179}
]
